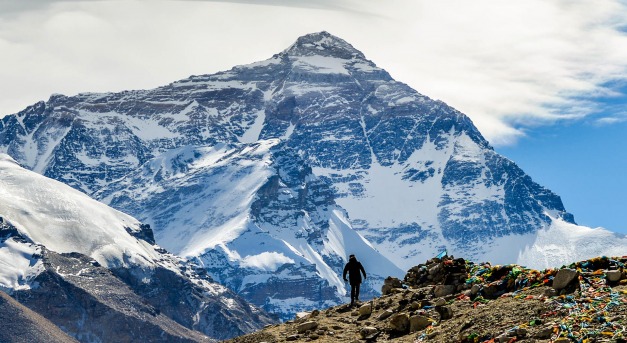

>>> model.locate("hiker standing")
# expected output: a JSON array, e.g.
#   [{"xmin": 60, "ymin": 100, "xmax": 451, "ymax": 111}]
[{"xmin": 343, "ymin": 254, "xmax": 367, "ymax": 306}]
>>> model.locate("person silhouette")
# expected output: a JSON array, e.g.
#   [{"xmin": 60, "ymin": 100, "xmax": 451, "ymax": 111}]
[{"xmin": 343, "ymin": 254, "xmax": 367, "ymax": 306}]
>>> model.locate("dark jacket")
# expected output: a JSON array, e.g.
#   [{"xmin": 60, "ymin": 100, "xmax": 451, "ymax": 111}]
[{"xmin": 343, "ymin": 257, "xmax": 366, "ymax": 285}]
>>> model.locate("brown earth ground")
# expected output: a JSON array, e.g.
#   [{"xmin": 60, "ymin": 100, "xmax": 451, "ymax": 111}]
[{"xmin": 226, "ymin": 257, "xmax": 627, "ymax": 343}]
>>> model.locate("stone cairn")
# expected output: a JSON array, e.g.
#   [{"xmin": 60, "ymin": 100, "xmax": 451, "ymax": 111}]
[{"xmin": 403, "ymin": 256, "xmax": 470, "ymax": 297}]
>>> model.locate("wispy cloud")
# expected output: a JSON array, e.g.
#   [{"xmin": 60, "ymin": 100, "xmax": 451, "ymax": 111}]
[
  {"xmin": 0, "ymin": 0, "xmax": 626, "ymax": 146},
  {"xmin": 595, "ymin": 116, "xmax": 627, "ymax": 125}
]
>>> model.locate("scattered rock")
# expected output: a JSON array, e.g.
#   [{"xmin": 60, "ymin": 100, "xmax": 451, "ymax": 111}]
[
  {"xmin": 377, "ymin": 310, "xmax": 394, "ymax": 321},
  {"xmin": 381, "ymin": 277, "xmax": 403, "ymax": 295},
  {"xmin": 544, "ymin": 288, "xmax": 557, "ymax": 297},
  {"xmin": 409, "ymin": 315, "xmax": 431, "ymax": 332},
  {"xmin": 607, "ymin": 270, "xmax": 623, "ymax": 282},
  {"xmin": 296, "ymin": 321, "xmax": 318, "ymax": 334},
  {"xmin": 434, "ymin": 298, "xmax": 446, "ymax": 307},
  {"xmin": 435, "ymin": 305, "xmax": 453, "ymax": 320},
  {"xmin": 410, "ymin": 301, "xmax": 422, "ymax": 310},
  {"xmin": 229, "ymin": 256, "xmax": 627, "ymax": 343},
  {"xmin": 359, "ymin": 326, "xmax": 378, "ymax": 339},
  {"xmin": 286, "ymin": 334, "xmax": 299, "ymax": 341},
  {"xmin": 482, "ymin": 284, "xmax": 498, "ymax": 297},
  {"xmin": 434, "ymin": 284, "xmax": 456, "ymax": 297},
  {"xmin": 295, "ymin": 312, "xmax": 310, "ymax": 320},
  {"xmin": 358, "ymin": 303, "xmax": 372, "ymax": 317},
  {"xmin": 389, "ymin": 313, "xmax": 410, "ymax": 333},
  {"xmin": 552, "ymin": 268, "xmax": 579, "ymax": 290}
]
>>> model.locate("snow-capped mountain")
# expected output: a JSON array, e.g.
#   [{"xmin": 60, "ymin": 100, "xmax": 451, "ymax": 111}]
[
  {"xmin": 0, "ymin": 154, "xmax": 274, "ymax": 341},
  {"xmin": 1, "ymin": 31, "xmax": 626, "ymax": 318},
  {"xmin": 94, "ymin": 139, "xmax": 403, "ymax": 319}
]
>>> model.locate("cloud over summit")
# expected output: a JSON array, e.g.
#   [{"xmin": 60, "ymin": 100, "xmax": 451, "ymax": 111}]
[{"xmin": 0, "ymin": 0, "xmax": 626, "ymax": 146}]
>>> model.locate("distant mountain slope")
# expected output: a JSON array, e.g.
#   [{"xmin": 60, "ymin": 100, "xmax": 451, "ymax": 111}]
[
  {"xmin": 0, "ymin": 154, "xmax": 274, "ymax": 341},
  {"xmin": 1, "ymin": 31, "xmax": 626, "ymax": 318},
  {"xmin": 0, "ymin": 291, "xmax": 79, "ymax": 343}
]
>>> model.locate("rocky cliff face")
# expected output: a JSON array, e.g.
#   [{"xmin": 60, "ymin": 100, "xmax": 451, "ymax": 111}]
[
  {"xmin": 0, "ymin": 155, "xmax": 274, "ymax": 341},
  {"xmin": 0, "ymin": 31, "xmax": 623, "ymax": 321}
]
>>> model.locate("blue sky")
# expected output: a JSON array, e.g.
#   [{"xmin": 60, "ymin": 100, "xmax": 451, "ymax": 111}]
[
  {"xmin": 498, "ymin": 103, "xmax": 627, "ymax": 234},
  {"xmin": 0, "ymin": 0, "xmax": 626, "ymax": 233},
  {"xmin": 499, "ymin": 81, "xmax": 627, "ymax": 233}
]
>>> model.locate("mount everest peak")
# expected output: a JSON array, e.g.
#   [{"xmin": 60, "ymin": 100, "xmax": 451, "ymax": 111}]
[
  {"xmin": 1, "ymin": 32, "xmax": 626, "ymax": 322},
  {"xmin": 283, "ymin": 31, "xmax": 367, "ymax": 59}
]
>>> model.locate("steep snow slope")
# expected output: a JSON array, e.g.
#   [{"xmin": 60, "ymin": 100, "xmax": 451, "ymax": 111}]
[
  {"xmin": 0, "ymin": 154, "xmax": 171, "ymax": 272},
  {"xmin": 97, "ymin": 140, "xmax": 403, "ymax": 319},
  {"xmin": 0, "ymin": 154, "xmax": 274, "ymax": 340}
]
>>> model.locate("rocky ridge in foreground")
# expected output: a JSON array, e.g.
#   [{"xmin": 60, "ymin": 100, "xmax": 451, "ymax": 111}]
[{"xmin": 227, "ymin": 255, "xmax": 627, "ymax": 343}]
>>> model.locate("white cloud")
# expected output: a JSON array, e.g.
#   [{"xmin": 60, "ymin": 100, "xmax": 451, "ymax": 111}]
[
  {"xmin": 0, "ymin": 0, "xmax": 626, "ymax": 146},
  {"xmin": 595, "ymin": 117, "xmax": 626, "ymax": 125}
]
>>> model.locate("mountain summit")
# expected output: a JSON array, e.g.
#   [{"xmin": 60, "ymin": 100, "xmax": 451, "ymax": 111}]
[
  {"xmin": 283, "ymin": 31, "xmax": 367, "ymax": 59},
  {"xmin": 1, "ymin": 32, "xmax": 626, "ymax": 321}
]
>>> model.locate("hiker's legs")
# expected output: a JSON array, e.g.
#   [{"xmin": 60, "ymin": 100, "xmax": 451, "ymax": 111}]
[
  {"xmin": 355, "ymin": 283, "xmax": 361, "ymax": 301},
  {"xmin": 350, "ymin": 284, "xmax": 356, "ymax": 305}
]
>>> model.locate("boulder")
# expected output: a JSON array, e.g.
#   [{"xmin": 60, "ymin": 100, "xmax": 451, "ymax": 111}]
[
  {"xmin": 606, "ymin": 270, "xmax": 623, "ymax": 282},
  {"xmin": 434, "ymin": 298, "xmax": 446, "ymax": 307},
  {"xmin": 434, "ymin": 284, "xmax": 456, "ymax": 297},
  {"xmin": 435, "ymin": 305, "xmax": 453, "ymax": 320},
  {"xmin": 552, "ymin": 268, "xmax": 579, "ymax": 290},
  {"xmin": 382, "ymin": 277, "xmax": 403, "ymax": 295},
  {"xmin": 389, "ymin": 313, "xmax": 410, "ymax": 333},
  {"xmin": 358, "ymin": 303, "xmax": 372, "ymax": 317},
  {"xmin": 359, "ymin": 327, "xmax": 378, "ymax": 339},
  {"xmin": 297, "ymin": 321, "xmax": 318, "ymax": 334},
  {"xmin": 377, "ymin": 310, "xmax": 394, "ymax": 321}
]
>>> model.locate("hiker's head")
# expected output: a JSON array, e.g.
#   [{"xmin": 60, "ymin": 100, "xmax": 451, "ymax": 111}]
[{"xmin": 349, "ymin": 254, "xmax": 356, "ymax": 261}]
